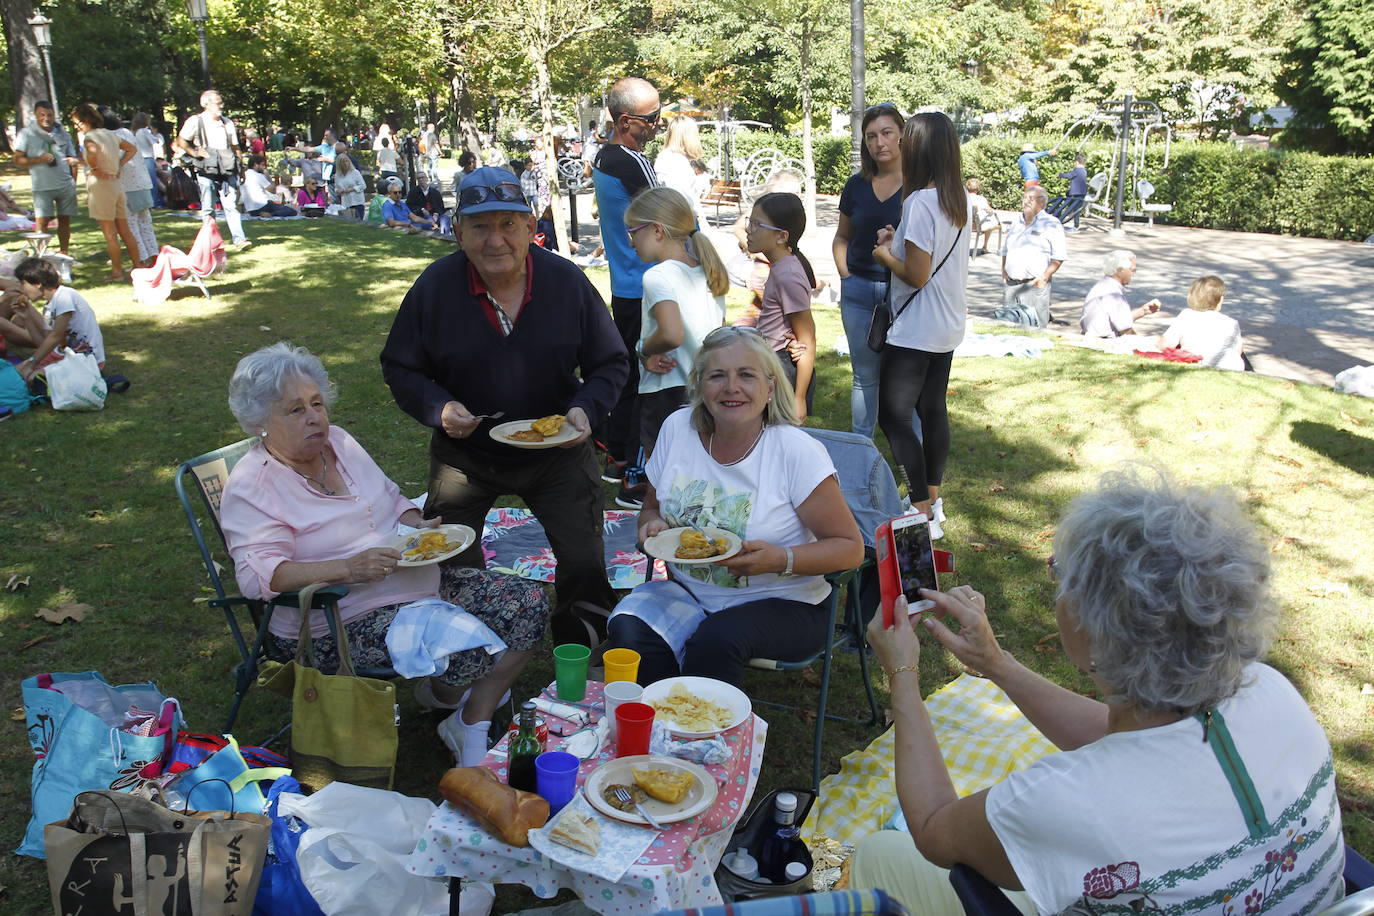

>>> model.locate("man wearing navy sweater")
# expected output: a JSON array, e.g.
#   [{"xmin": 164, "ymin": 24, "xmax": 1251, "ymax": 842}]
[{"xmin": 381, "ymin": 166, "xmax": 630, "ymax": 646}]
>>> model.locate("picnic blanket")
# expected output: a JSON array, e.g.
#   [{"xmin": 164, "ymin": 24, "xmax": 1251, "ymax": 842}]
[
  {"xmin": 481, "ymin": 507, "xmax": 664, "ymax": 590},
  {"xmin": 801, "ymin": 673, "xmax": 1056, "ymax": 845}
]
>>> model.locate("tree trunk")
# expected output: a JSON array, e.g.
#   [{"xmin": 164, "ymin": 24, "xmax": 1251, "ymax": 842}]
[
  {"xmin": 312, "ymin": 94, "xmax": 351, "ymax": 140},
  {"xmin": 532, "ymin": 51, "xmax": 571, "ymax": 255},
  {"xmin": 850, "ymin": 0, "xmax": 865, "ymax": 174},
  {"xmin": 3, "ymin": 0, "xmax": 44, "ymax": 129},
  {"xmin": 443, "ymin": 25, "xmax": 483, "ymax": 158},
  {"xmin": 800, "ymin": 18, "xmax": 816, "ymax": 226}
]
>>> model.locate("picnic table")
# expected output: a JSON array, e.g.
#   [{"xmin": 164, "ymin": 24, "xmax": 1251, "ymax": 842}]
[{"xmin": 405, "ymin": 680, "xmax": 768, "ymax": 914}]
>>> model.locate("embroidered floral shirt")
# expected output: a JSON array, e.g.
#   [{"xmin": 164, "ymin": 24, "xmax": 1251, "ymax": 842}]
[{"xmin": 985, "ymin": 663, "xmax": 1344, "ymax": 915}]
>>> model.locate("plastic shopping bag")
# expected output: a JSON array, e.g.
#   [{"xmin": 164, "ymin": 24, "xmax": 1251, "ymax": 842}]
[
  {"xmin": 277, "ymin": 781, "xmax": 465, "ymax": 916},
  {"xmin": 19, "ymin": 672, "xmax": 182, "ymax": 858},
  {"xmin": 45, "ymin": 347, "xmax": 107, "ymax": 410}
]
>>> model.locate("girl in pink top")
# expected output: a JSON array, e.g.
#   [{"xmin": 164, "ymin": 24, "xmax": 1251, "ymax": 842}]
[{"xmin": 744, "ymin": 192, "xmax": 817, "ymax": 420}]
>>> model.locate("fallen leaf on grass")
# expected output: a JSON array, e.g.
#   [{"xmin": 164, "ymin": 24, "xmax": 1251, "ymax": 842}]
[
  {"xmin": 989, "ymin": 483, "xmax": 1006, "ymax": 493},
  {"xmin": 1276, "ymin": 455, "xmax": 1304, "ymax": 468},
  {"xmin": 93, "ymin": 543, "xmax": 114, "ymax": 549},
  {"xmin": 797, "ymin": 708, "xmax": 818, "ymax": 724},
  {"xmin": 800, "ymin": 667, "xmax": 822, "ymax": 687},
  {"xmin": 969, "ymin": 542, "xmax": 988, "ymax": 551},
  {"xmin": 18, "ymin": 635, "xmax": 51, "ymax": 651},
  {"xmin": 9, "ymin": 707, "xmax": 24, "ymax": 721},
  {"xmin": 34, "ymin": 603, "xmax": 93, "ymax": 625},
  {"xmin": 6, "ymin": 574, "xmax": 29, "ymax": 592},
  {"xmin": 1033, "ymin": 631, "xmax": 1061, "ymax": 653}
]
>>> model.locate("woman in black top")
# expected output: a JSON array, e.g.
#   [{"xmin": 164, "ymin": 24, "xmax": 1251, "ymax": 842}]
[{"xmin": 832, "ymin": 104, "xmax": 905, "ymax": 440}]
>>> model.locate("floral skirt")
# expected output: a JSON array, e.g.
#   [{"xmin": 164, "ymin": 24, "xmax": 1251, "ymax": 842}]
[{"xmin": 265, "ymin": 567, "xmax": 550, "ymax": 685}]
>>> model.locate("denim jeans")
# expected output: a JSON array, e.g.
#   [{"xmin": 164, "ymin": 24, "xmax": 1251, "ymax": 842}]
[
  {"xmin": 840, "ymin": 275, "xmax": 920, "ymax": 442},
  {"xmin": 196, "ymin": 173, "xmax": 246, "ymax": 244}
]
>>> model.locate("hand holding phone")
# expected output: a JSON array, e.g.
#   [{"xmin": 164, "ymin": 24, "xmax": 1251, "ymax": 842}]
[{"xmin": 876, "ymin": 513, "xmax": 939, "ymax": 627}]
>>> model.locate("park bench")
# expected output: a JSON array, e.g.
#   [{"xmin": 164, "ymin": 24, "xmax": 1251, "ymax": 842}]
[{"xmin": 701, "ymin": 178, "xmax": 743, "ymax": 219}]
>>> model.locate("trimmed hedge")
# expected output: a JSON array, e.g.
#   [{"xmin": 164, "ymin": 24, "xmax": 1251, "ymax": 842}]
[{"xmin": 657, "ymin": 129, "xmax": 1373, "ymax": 241}]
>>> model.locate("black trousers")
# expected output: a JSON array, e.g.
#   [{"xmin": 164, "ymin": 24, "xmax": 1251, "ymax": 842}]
[
  {"xmin": 607, "ymin": 595, "xmax": 830, "ymax": 687},
  {"xmin": 598, "ymin": 295, "xmax": 642, "ymax": 464},
  {"xmin": 877, "ymin": 345, "xmax": 954, "ymax": 492}
]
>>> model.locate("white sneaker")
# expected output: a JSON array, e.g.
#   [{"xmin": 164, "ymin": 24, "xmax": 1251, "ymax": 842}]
[
  {"xmin": 932, "ymin": 498, "xmax": 946, "ymax": 524},
  {"xmin": 929, "ymin": 515, "xmax": 945, "ymax": 541},
  {"xmin": 437, "ymin": 711, "xmax": 495, "ymax": 766}
]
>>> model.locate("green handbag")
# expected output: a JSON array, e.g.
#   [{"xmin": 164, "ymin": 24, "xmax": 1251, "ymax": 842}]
[{"xmin": 257, "ymin": 583, "xmax": 397, "ymax": 791}]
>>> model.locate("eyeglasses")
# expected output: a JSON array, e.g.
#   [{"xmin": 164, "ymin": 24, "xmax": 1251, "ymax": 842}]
[
  {"xmin": 457, "ymin": 181, "xmax": 527, "ymax": 208},
  {"xmin": 627, "ymin": 222, "xmax": 655, "ymax": 240},
  {"xmin": 703, "ymin": 325, "xmax": 765, "ymax": 344},
  {"xmin": 746, "ymin": 217, "xmax": 782, "ymax": 233},
  {"xmin": 622, "ymin": 108, "xmax": 661, "ymax": 126}
]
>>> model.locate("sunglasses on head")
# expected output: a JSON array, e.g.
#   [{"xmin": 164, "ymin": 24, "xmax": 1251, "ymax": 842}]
[
  {"xmin": 457, "ymin": 182, "xmax": 527, "ymax": 207},
  {"xmin": 704, "ymin": 325, "xmax": 765, "ymax": 344},
  {"xmin": 622, "ymin": 108, "xmax": 661, "ymax": 126}
]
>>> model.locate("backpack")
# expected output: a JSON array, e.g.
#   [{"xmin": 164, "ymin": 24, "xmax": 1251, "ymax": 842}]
[
  {"xmin": 164, "ymin": 166, "xmax": 201, "ymax": 211},
  {"xmin": 0, "ymin": 360, "xmax": 38, "ymax": 415}
]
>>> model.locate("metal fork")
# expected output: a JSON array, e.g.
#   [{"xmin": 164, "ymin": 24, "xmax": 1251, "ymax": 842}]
[
  {"xmin": 470, "ymin": 411, "xmax": 506, "ymax": 421},
  {"xmin": 612, "ymin": 785, "xmax": 664, "ymax": 830}
]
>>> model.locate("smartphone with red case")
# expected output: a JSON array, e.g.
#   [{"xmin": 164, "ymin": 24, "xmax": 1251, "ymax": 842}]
[{"xmin": 876, "ymin": 513, "xmax": 939, "ymax": 626}]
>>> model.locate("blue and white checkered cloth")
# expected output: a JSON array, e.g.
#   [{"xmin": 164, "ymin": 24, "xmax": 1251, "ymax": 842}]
[
  {"xmin": 384, "ymin": 598, "xmax": 508, "ymax": 678},
  {"xmin": 608, "ymin": 579, "xmax": 707, "ymax": 667}
]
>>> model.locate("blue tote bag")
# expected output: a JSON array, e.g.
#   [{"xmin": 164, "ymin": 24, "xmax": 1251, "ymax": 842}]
[{"xmin": 18, "ymin": 671, "xmax": 182, "ymax": 858}]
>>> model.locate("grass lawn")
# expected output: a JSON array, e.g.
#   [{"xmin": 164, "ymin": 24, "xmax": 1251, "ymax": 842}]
[{"xmin": 0, "ymin": 161, "xmax": 1370, "ymax": 912}]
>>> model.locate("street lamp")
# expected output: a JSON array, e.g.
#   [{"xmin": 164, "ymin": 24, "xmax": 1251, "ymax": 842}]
[
  {"xmin": 185, "ymin": 0, "xmax": 211, "ymax": 88},
  {"xmin": 28, "ymin": 10, "xmax": 59, "ymax": 115}
]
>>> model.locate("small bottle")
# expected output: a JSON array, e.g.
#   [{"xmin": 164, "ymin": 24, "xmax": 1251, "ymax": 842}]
[
  {"xmin": 757, "ymin": 792, "xmax": 808, "ymax": 883},
  {"xmin": 723, "ymin": 846, "xmax": 759, "ymax": 880},
  {"xmin": 507, "ymin": 700, "xmax": 541, "ymax": 792},
  {"xmin": 784, "ymin": 861, "xmax": 809, "ymax": 884}
]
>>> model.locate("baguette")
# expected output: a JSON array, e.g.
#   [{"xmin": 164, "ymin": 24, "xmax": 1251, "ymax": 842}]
[{"xmin": 439, "ymin": 766, "xmax": 549, "ymax": 847}]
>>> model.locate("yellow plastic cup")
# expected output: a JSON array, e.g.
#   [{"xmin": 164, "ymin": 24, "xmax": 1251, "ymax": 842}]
[{"xmin": 601, "ymin": 648, "xmax": 641, "ymax": 685}]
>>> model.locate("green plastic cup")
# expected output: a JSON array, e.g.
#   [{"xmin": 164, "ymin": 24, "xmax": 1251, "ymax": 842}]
[{"xmin": 553, "ymin": 643, "xmax": 591, "ymax": 701}]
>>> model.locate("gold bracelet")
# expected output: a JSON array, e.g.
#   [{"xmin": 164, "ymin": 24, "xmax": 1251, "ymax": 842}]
[{"xmin": 887, "ymin": 664, "xmax": 920, "ymax": 679}]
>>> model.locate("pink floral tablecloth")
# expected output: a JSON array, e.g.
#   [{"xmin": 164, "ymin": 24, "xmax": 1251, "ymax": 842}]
[{"xmin": 405, "ymin": 681, "xmax": 768, "ymax": 914}]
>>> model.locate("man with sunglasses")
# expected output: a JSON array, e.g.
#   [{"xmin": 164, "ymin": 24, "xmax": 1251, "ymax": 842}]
[
  {"xmin": 381, "ymin": 166, "xmax": 629, "ymax": 648},
  {"xmin": 592, "ymin": 76, "xmax": 661, "ymax": 508}
]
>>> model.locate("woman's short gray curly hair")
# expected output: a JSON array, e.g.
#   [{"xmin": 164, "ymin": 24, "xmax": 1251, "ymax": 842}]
[
  {"xmin": 228, "ymin": 342, "xmax": 335, "ymax": 435},
  {"xmin": 1053, "ymin": 468, "xmax": 1276, "ymax": 714}
]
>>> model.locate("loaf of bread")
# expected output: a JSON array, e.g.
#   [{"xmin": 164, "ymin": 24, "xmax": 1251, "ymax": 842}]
[{"xmin": 439, "ymin": 766, "xmax": 549, "ymax": 847}]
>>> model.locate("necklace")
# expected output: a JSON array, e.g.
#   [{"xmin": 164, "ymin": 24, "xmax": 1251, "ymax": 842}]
[
  {"xmin": 709, "ymin": 423, "xmax": 766, "ymax": 467},
  {"xmin": 270, "ymin": 447, "xmax": 336, "ymax": 495}
]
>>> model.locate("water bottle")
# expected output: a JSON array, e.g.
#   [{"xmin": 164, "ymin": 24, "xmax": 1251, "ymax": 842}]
[
  {"xmin": 756, "ymin": 792, "xmax": 808, "ymax": 883},
  {"xmin": 507, "ymin": 700, "xmax": 541, "ymax": 792}
]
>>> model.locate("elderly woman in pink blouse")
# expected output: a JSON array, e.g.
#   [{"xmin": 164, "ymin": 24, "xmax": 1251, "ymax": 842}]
[{"xmin": 219, "ymin": 342, "xmax": 549, "ymax": 766}]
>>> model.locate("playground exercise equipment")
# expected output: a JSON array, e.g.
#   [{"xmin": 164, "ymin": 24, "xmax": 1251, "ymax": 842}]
[{"xmin": 1054, "ymin": 94, "xmax": 1173, "ymax": 230}]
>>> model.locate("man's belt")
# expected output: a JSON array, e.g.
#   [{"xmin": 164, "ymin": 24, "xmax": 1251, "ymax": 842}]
[{"xmin": 1006, "ymin": 277, "xmax": 1036, "ymax": 285}]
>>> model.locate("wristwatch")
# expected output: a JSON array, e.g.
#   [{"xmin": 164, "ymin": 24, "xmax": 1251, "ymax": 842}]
[{"xmin": 779, "ymin": 545, "xmax": 795, "ymax": 578}]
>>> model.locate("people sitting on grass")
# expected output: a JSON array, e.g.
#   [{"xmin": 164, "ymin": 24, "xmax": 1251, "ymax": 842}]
[
  {"xmin": 851, "ymin": 469, "xmax": 1345, "ymax": 916},
  {"xmin": 382, "ymin": 179, "xmax": 434, "ymax": 233},
  {"xmin": 272, "ymin": 172, "xmax": 293, "ymax": 206},
  {"xmin": 604, "ymin": 327, "xmax": 864, "ymax": 687},
  {"xmin": 296, "ymin": 176, "xmax": 328, "ymax": 215},
  {"xmin": 405, "ymin": 171, "xmax": 445, "ymax": 233},
  {"xmin": 0, "ymin": 258, "xmax": 105, "ymax": 384},
  {"xmin": 1159, "ymin": 275, "xmax": 1246, "ymax": 370},
  {"xmin": 220, "ymin": 342, "xmax": 550, "ymax": 767},
  {"xmin": 242, "ymin": 154, "xmax": 298, "ymax": 218},
  {"xmin": 1080, "ymin": 249, "xmax": 1161, "ymax": 338},
  {"xmin": 0, "ymin": 185, "xmax": 35, "ymax": 231}
]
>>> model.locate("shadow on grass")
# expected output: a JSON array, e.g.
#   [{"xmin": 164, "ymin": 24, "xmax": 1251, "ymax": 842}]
[{"xmin": 1290, "ymin": 420, "xmax": 1374, "ymax": 478}]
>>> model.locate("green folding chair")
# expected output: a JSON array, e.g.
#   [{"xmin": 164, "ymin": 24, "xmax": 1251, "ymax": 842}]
[{"xmin": 176, "ymin": 437, "xmax": 378, "ymax": 732}]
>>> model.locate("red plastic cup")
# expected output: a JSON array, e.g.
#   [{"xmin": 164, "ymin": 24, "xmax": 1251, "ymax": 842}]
[{"xmin": 614, "ymin": 701, "xmax": 655, "ymax": 757}]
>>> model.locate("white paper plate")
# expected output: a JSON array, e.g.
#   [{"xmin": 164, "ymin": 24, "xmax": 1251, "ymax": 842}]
[
  {"xmin": 391, "ymin": 524, "xmax": 475, "ymax": 567},
  {"xmin": 489, "ymin": 418, "xmax": 579, "ymax": 449},
  {"xmin": 641, "ymin": 527, "xmax": 742, "ymax": 565},
  {"xmin": 583, "ymin": 755, "xmax": 717, "ymax": 827},
  {"xmin": 640, "ymin": 676, "xmax": 751, "ymax": 738}
]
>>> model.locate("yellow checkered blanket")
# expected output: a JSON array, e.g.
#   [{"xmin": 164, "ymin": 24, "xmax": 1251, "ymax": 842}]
[{"xmin": 802, "ymin": 673, "xmax": 1057, "ymax": 844}]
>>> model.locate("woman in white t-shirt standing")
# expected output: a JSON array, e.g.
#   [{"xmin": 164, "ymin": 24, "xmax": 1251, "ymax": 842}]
[
  {"xmin": 1161, "ymin": 275, "xmax": 1246, "ymax": 370},
  {"xmin": 654, "ymin": 117, "xmax": 706, "ymax": 219},
  {"xmin": 872, "ymin": 112, "xmax": 969, "ymax": 537},
  {"xmin": 624, "ymin": 187, "xmax": 727, "ymax": 463},
  {"xmin": 605, "ymin": 328, "xmax": 864, "ymax": 686}
]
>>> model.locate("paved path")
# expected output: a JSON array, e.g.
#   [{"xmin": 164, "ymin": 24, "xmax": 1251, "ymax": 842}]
[{"xmin": 566, "ymin": 192, "xmax": 1374, "ymax": 387}]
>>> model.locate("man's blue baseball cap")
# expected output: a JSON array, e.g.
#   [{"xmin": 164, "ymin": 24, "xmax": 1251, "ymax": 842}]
[{"xmin": 455, "ymin": 166, "xmax": 532, "ymax": 215}]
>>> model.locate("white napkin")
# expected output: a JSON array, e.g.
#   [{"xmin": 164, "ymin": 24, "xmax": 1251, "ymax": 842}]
[
  {"xmin": 533, "ymin": 696, "xmax": 590, "ymax": 727},
  {"xmin": 528, "ymin": 794, "xmax": 656, "ymax": 883}
]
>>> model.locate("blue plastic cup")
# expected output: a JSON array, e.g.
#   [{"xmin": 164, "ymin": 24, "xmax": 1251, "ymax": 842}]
[{"xmin": 534, "ymin": 751, "xmax": 580, "ymax": 814}]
